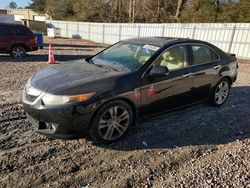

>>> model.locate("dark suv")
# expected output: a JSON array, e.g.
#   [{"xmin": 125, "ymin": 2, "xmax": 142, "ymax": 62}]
[{"xmin": 0, "ymin": 23, "xmax": 38, "ymax": 58}]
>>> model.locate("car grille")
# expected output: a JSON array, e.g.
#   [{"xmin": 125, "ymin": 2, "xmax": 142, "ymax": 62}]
[{"xmin": 25, "ymin": 93, "xmax": 38, "ymax": 102}]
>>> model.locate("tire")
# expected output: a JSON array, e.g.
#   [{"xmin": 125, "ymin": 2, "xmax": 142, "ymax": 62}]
[
  {"xmin": 89, "ymin": 100, "xmax": 133, "ymax": 144},
  {"xmin": 10, "ymin": 45, "xmax": 26, "ymax": 58},
  {"xmin": 210, "ymin": 78, "xmax": 231, "ymax": 106}
]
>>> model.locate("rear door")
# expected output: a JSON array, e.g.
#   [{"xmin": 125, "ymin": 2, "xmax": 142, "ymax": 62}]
[
  {"xmin": 0, "ymin": 25, "xmax": 12, "ymax": 52},
  {"xmin": 189, "ymin": 44, "xmax": 221, "ymax": 103},
  {"xmin": 139, "ymin": 44, "xmax": 194, "ymax": 117}
]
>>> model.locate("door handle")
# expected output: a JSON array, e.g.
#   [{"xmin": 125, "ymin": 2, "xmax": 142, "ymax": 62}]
[
  {"xmin": 182, "ymin": 73, "xmax": 193, "ymax": 78},
  {"xmin": 213, "ymin": 65, "xmax": 221, "ymax": 69}
]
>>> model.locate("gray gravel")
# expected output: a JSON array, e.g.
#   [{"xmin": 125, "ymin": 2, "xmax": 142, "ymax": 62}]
[{"xmin": 0, "ymin": 38, "xmax": 250, "ymax": 188}]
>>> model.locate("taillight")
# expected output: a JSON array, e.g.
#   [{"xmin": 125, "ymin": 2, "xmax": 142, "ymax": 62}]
[{"xmin": 30, "ymin": 36, "xmax": 37, "ymax": 44}]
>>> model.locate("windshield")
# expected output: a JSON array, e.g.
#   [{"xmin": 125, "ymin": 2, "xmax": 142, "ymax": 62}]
[{"xmin": 91, "ymin": 41, "xmax": 160, "ymax": 72}]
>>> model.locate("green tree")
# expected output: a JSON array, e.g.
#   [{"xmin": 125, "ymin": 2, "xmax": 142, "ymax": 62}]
[
  {"xmin": 27, "ymin": 0, "xmax": 46, "ymax": 14},
  {"xmin": 180, "ymin": 0, "xmax": 250, "ymax": 23},
  {"xmin": 45, "ymin": 0, "xmax": 75, "ymax": 20},
  {"xmin": 9, "ymin": 2, "xmax": 18, "ymax": 9},
  {"xmin": 28, "ymin": 0, "xmax": 250, "ymax": 23}
]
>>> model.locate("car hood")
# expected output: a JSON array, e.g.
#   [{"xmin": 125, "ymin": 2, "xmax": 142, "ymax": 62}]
[{"xmin": 31, "ymin": 60, "xmax": 125, "ymax": 95}]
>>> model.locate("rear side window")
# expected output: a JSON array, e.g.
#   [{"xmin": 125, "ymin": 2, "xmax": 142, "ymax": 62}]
[
  {"xmin": 12, "ymin": 26, "xmax": 27, "ymax": 36},
  {"xmin": 0, "ymin": 26, "xmax": 11, "ymax": 36},
  {"xmin": 11, "ymin": 26, "xmax": 32, "ymax": 36},
  {"xmin": 191, "ymin": 45, "xmax": 219, "ymax": 65}
]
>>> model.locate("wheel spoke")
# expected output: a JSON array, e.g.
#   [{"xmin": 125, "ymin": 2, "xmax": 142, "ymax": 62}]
[
  {"xmin": 218, "ymin": 83, "xmax": 223, "ymax": 90},
  {"xmin": 98, "ymin": 119, "xmax": 109, "ymax": 129},
  {"xmin": 221, "ymin": 85, "xmax": 228, "ymax": 92},
  {"xmin": 222, "ymin": 92, "xmax": 227, "ymax": 98},
  {"xmin": 109, "ymin": 106, "xmax": 118, "ymax": 118},
  {"xmin": 118, "ymin": 114, "xmax": 129, "ymax": 122},
  {"xmin": 215, "ymin": 92, "xmax": 220, "ymax": 99},
  {"xmin": 108, "ymin": 108, "xmax": 113, "ymax": 117},
  {"xmin": 117, "ymin": 123, "xmax": 126, "ymax": 131},
  {"xmin": 103, "ymin": 126, "xmax": 114, "ymax": 140},
  {"xmin": 117, "ymin": 111, "xmax": 129, "ymax": 122},
  {"xmin": 113, "ymin": 106, "xmax": 118, "ymax": 117},
  {"xmin": 115, "ymin": 123, "xmax": 126, "ymax": 135},
  {"xmin": 108, "ymin": 126, "xmax": 115, "ymax": 140},
  {"xmin": 218, "ymin": 96, "xmax": 223, "ymax": 104}
]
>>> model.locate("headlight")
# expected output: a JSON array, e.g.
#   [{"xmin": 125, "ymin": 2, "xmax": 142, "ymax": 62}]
[{"xmin": 42, "ymin": 92, "xmax": 95, "ymax": 106}]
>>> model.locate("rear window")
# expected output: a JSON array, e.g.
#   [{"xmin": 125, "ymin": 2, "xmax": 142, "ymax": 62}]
[{"xmin": 0, "ymin": 25, "xmax": 11, "ymax": 36}]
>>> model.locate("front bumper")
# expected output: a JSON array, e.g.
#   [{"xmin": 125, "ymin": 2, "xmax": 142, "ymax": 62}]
[{"xmin": 23, "ymin": 89, "xmax": 95, "ymax": 138}]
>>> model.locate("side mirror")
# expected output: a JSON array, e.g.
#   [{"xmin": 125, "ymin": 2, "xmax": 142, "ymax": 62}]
[{"xmin": 149, "ymin": 65, "xmax": 169, "ymax": 77}]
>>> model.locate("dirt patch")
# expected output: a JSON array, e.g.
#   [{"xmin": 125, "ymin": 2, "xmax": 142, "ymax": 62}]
[{"xmin": 0, "ymin": 38, "xmax": 250, "ymax": 187}]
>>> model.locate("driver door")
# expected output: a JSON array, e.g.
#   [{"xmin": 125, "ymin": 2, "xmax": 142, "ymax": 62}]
[{"xmin": 139, "ymin": 45, "xmax": 194, "ymax": 117}]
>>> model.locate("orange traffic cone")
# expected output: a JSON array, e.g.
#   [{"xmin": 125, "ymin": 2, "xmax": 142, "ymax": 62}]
[{"xmin": 48, "ymin": 43, "xmax": 55, "ymax": 64}]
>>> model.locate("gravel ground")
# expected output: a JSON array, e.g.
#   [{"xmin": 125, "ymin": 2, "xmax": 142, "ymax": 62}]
[{"xmin": 0, "ymin": 37, "xmax": 249, "ymax": 188}]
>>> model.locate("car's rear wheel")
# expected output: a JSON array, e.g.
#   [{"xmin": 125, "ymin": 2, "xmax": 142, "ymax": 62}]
[
  {"xmin": 211, "ymin": 78, "xmax": 230, "ymax": 106},
  {"xmin": 89, "ymin": 100, "xmax": 133, "ymax": 144},
  {"xmin": 10, "ymin": 45, "xmax": 26, "ymax": 58}
]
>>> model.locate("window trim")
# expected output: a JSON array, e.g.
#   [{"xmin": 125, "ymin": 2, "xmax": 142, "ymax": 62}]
[
  {"xmin": 142, "ymin": 42, "xmax": 221, "ymax": 78},
  {"xmin": 153, "ymin": 44, "xmax": 189, "ymax": 71},
  {"xmin": 142, "ymin": 43, "xmax": 190, "ymax": 78},
  {"xmin": 190, "ymin": 44, "xmax": 220, "ymax": 66}
]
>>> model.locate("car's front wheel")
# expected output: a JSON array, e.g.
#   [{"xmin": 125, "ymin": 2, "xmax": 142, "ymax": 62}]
[
  {"xmin": 211, "ymin": 78, "xmax": 231, "ymax": 106},
  {"xmin": 89, "ymin": 100, "xmax": 133, "ymax": 144},
  {"xmin": 10, "ymin": 45, "xmax": 26, "ymax": 58}
]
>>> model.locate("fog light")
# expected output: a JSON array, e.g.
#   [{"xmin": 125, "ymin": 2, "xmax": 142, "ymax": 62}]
[
  {"xmin": 39, "ymin": 122, "xmax": 57, "ymax": 132},
  {"xmin": 45, "ymin": 122, "xmax": 56, "ymax": 132}
]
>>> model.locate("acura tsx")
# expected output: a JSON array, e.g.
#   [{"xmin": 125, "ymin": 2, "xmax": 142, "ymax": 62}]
[{"xmin": 23, "ymin": 37, "xmax": 238, "ymax": 143}]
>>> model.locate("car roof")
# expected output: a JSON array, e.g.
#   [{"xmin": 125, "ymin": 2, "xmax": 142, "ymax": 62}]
[{"xmin": 124, "ymin": 37, "xmax": 206, "ymax": 47}]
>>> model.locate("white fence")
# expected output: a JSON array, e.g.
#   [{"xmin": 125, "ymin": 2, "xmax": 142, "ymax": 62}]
[{"xmin": 46, "ymin": 20, "xmax": 250, "ymax": 60}]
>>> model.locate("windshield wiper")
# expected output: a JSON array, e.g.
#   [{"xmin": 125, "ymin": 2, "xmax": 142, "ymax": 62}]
[
  {"xmin": 94, "ymin": 64, "xmax": 119, "ymax": 72},
  {"xmin": 87, "ymin": 58, "xmax": 119, "ymax": 71},
  {"xmin": 87, "ymin": 58, "xmax": 94, "ymax": 64}
]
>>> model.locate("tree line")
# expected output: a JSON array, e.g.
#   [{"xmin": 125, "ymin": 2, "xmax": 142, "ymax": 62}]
[{"xmin": 28, "ymin": 0, "xmax": 250, "ymax": 23}]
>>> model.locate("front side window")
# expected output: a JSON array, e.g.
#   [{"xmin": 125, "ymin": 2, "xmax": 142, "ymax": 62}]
[
  {"xmin": 153, "ymin": 45, "xmax": 189, "ymax": 71},
  {"xmin": 91, "ymin": 42, "xmax": 159, "ymax": 72},
  {"xmin": 191, "ymin": 45, "xmax": 219, "ymax": 65}
]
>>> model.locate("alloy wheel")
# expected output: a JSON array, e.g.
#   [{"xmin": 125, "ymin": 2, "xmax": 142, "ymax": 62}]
[
  {"xmin": 12, "ymin": 47, "xmax": 25, "ymax": 58},
  {"xmin": 98, "ymin": 106, "xmax": 130, "ymax": 141},
  {"xmin": 215, "ymin": 81, "xmax": 229, "ymax": 105}
]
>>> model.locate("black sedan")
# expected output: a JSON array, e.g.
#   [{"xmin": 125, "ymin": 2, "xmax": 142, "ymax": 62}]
[{"xmin": 23, "ymin": 37, "xmax": 238, "ymax": 143}]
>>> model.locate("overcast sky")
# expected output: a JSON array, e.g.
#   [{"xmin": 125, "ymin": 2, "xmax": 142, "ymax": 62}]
[{"xmin": 0, "ymin": 0, "xmax": 31, "ymax": 9}]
